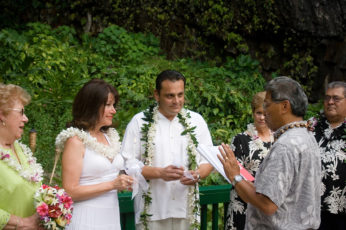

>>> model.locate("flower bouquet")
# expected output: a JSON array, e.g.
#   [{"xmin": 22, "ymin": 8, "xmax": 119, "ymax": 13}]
[{"xmin": 34, "ymin": 184, "xmax": 73, "ymax": 230}]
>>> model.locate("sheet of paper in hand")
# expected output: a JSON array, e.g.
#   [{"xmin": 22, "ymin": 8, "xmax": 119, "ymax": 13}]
[
  {"xmin": 197, "ymin": 144, "xmax": 254, "ymax": 183},
  {"xmin": 172, "ymin": 158, "xmax": 194, "ymax": 180}
]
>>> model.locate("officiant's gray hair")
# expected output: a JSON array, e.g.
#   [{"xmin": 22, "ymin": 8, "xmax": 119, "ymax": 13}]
[
  {"xmin": 265, "ymin": 76, "xmax": 308, "ymax": 117},
  {"xmin": 156, "ymin": 70, "xmax": 186, "ymax": 92}
]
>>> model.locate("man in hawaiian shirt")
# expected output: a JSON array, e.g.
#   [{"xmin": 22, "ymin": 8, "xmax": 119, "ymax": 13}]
[
  {"xmin": 219, "ymin": 76, "xmax": 321, "ymax": 229},
  {"xmin": 310, "ymin": 81, "xmax": 346, "ymax": 230}
]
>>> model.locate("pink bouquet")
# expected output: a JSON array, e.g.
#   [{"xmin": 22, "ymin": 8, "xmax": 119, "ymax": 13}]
[{"xmin": 34, "ymin": 184, "xmax": 73, "ymax": 230}]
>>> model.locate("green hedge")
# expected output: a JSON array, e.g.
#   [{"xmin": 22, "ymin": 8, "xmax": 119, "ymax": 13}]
[{"xmin": 0, "ymin": 23, "xmax": 320, "ymax": 185}]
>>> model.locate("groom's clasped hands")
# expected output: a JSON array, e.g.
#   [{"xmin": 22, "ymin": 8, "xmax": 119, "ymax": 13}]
[{"xmin": 159, "ymin": 165, "xmax": 199, "ymax": 185}]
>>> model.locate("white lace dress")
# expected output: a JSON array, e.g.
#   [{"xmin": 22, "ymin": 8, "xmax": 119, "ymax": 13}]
[{"xmin": 62, "ymin": 130, "xmax": 123, "ymax": 230}]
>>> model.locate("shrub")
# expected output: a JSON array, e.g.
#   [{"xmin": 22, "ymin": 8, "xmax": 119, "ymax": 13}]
[
  {"xmin": 92, "ymin": 24, "xmax": 160, "ymax": 63},
  {"xmin": 1, "ymin": 23, "xmax": 319, "ymax": 187}
]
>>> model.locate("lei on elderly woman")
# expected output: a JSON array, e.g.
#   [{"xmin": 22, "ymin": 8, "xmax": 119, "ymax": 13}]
[{"xmin": 0, "ymin": 83, "xmax": 44, "ymax": 230}]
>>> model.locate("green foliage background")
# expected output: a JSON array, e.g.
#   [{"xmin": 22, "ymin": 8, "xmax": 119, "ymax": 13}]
[
  {"xmin": 0, "ymin": 21, "xmax": 323, "ymax": 230},
  {"xmin": 0, "ymin": 0, "xmax": 329, "ymax": 226},
  {"xmin": 0, "ymin": 23, "xmax": 321, "ymax": 187},
  {"xmin": 0, "ymin": 0, "xmax": 322, "ymax": 98},
  {"xmin": 0, "ymin": 22, "xmax": 269, "ymax": 183}
]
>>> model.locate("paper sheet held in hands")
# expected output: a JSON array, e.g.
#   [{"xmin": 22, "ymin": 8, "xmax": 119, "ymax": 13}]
[
  {"xmin": 172, "ymin": 160, "xmax": 195, "ymax": 180},
  {"xmin": 197, "ymin": 144, "xmax": 254, "ymax": 184}
]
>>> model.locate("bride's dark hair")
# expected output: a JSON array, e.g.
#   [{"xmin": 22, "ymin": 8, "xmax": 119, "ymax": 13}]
[{"xmin": 67, "ymin": 78, "xmax": 119, "ymax": 131}]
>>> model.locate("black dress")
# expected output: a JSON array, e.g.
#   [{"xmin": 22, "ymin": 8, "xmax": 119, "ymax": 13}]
[{"xmin": 225, "ymin": 124, "xmax": 272, "ymax": 230}]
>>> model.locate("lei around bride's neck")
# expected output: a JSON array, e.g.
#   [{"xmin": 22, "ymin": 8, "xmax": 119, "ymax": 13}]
[
  {"xmin": 88, "ymin": 129, "xmax": 107, "ymax": 142},
  {"xmin": 55, "ymin": 127, "xmax": 121, "ymax": 161}
]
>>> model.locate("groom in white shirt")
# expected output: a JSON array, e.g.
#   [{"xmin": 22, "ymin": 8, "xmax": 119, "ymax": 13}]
[{"xmin": 121, "ymin": 70, "xmax": 213, "ymax": 230}]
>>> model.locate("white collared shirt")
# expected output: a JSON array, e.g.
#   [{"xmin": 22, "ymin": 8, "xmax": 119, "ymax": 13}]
[{"xmin": 121, "ymin": 109, "xmax": 213, "ymax": 223}]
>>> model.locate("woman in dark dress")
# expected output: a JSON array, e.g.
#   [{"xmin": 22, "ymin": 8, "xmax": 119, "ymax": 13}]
[{"xmin": 225, "ymin": 91, "xmax": 273, "ymax": 230}]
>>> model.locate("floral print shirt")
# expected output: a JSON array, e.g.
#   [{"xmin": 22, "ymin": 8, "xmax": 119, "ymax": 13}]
[
  {"xmin": 226, "ymin": 124, "xmax": 272, "ymax": 230},
  {"xmin": 245, "ymin": 123, "xmax": 321, "ymax": 229},
  {"xmin": 310, "ymin": 114, "xmax": 346, "ymax": 215}
]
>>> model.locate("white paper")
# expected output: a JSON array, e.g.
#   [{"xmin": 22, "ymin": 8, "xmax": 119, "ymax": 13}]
[
  {"xmin": 171, "ymin": 162, "xmax": 195, "ymax": 180},
  {"xmin": 183, "ymin": 170, "xmax": 195, "ymax": 180},
  {"xmin": 197, "ymin": 144, "xmax": 231, "ymax": 183}
]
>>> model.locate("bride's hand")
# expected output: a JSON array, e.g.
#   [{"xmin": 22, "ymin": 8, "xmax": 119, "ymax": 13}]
[{"xmin": 112, "ymin": 174, "xmax": 134, "ymax": 191}]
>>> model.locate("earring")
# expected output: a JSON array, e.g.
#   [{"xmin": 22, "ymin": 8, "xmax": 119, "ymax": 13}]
[{"xmin": 1, "ymin": 120, "xmax": 5, "ymax": 126}]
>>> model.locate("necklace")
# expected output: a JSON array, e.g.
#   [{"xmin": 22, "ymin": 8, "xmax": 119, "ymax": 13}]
[
  {"xmin": 0, "ymin": 141, "xmax": 43, "ymax": 183},
  {"xmin": 140, "ymin": 105, "xmax": 200, "ymax": 230},
  {"xmin": 55, "ymin": 127, "xmax": 121, "ymax": 161},
  {"xmin": 274, "ymin": 121, "xmax": 309, "ymax": 142},
  {"xmin": 246, "ymin": 123, "xmax": 273, "ymax": 158}
]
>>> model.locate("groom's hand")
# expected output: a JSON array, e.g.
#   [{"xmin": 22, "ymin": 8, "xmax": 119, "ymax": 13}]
[
  {"xmin": 160, "ymin": 165, "xmax": 184, "ymax": 181},
  {"xmin": 180, "ymin": 170, "xmax": 199, "ymax": 185}
]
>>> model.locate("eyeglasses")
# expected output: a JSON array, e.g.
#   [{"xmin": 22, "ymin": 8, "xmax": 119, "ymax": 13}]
[
  {"xmin": 8, "ymin": 108, "xmax": 25, "ymax": 116},
  {"xmin": 324, "ymin": 95, "xmax": 345, "ymax": 103}
]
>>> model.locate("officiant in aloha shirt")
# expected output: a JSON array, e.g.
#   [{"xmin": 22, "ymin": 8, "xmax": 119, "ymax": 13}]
[
  {"xmin": 218, "ymin": 77, "xmax": 321, "ymax": 229},
  {"xmin": 121, "ymin": 70, "xmax": 214, "ymax": 230}
]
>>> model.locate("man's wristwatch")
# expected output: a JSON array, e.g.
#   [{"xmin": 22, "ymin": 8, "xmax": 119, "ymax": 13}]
[{"xmin": 232, "ymin": 175, "xmax": 243, "ymax": 187}]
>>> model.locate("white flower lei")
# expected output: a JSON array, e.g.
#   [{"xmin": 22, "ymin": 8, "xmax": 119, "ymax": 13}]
[
  {"xmin": 0, "ymin": 141, "xmax": 43, "ymax": 183},
  {"xmin": 246, "ymin": 123, "xmax": 273, "ymax": 158},
  {"xmin": 141, "ymin": 105, "xmax": 200, "ymax": 230},
  {"xmin": 144, "ymin": 107, "xmax": 158, "ymax": 166},
  {"xmin": 55, "ymin": 127, "xmax": 121, "ymax": 160}
]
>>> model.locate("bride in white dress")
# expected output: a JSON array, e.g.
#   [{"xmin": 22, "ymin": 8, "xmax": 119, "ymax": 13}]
[{"xmin": 56, "ymin": 79, "xmax": 134, "ymax": 230}]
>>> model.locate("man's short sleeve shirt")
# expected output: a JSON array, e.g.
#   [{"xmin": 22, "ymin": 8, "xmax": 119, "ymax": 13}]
[
  {"xmin": 121, "ymin": 109, "xmax": 213, "ymax": 223},
  {"xmin": 245, "ymin": 127, "xmax": 321, "ymax": 230}
]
